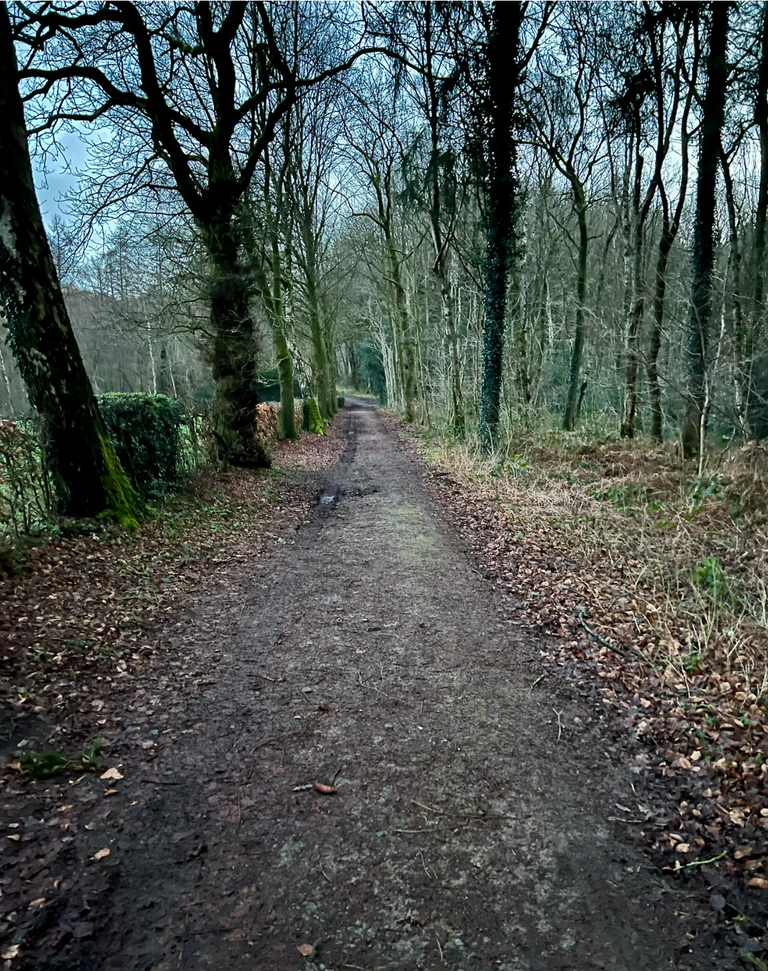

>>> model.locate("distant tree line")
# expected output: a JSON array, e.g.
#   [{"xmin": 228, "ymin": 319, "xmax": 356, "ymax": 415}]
[{"xmin": 0, "ymin": 1, "xmax": 766, "ymax": 519}]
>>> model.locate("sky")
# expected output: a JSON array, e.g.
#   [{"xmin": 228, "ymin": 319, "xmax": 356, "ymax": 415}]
[{"xmin": 32, "ymin": 131, "xmax": 90, "ymax": 230}]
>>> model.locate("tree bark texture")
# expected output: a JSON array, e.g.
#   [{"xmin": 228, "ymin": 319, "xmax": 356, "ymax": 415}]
[
  {"xmin": 479, "ymin": 1, "xmax": 523, "ymax": 448},
  {"xmin": 0, "ymin": 3, "xmax": 141, "ymax": 522},
  {"xmin": 563, "ymin": 177, "xmax": 588, "ymax": 431},
  {"xmin": 740, "ymin": 5, "xmax": 768, "ymax": 436},
  {"xmin": 202, "ymin": 213, "xmax": 270, "ymax": 465},
  {"xmin": 648, "ymin": 219, "xmax": 674, "ymax": 442},
  {"xmin": 299, "ymin": 212, "xmax": 334, "ymax": 420},
  {"xmin": 682, "ymin": 2, "xmax": 729, "ymax": 457}
]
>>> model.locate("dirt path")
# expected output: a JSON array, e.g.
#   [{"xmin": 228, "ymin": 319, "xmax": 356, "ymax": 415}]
[{"xmin": 72, "ymin": 400, "xmax": 731, "ymax": 970}]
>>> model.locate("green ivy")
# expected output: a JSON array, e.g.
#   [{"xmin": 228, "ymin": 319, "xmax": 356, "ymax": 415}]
[{"xmin": 97, "ymin": 393, "xmax": 185, "ymax": 499}]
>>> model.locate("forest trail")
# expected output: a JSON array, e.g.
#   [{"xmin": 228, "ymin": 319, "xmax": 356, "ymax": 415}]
[{"xmin": 77, "ymin": 399, "xmax": 724, "ymax": 971}]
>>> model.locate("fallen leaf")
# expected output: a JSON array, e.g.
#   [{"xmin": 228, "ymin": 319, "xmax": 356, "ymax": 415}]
[
  {"xmin": 292, "ymin": 784, "xmax": 314, "ymax": 792},
  {"xmin": 100, "ymin": 767, "xmax": 123, "ymax": 781},
  {"xmin": 735, "ymin": 845, "xmax": 753, "ymax": 860},
  {"xmin": 297, "ymin": 943, "xmax": 315, "ymax": 957},
  {"xmin": 28, "ymin": 898, "xmax": 45, "ymax": 909},
  {"xmin": 675, "ymin": 842, "xmax": 691, "ymax": 853},
  {"xmin": 7, "ymin": 834, "xmax": 20, "ymax": 842},
  {"xmin": 314, "ymin": 783, "xmax": 337, "ymax": 795},
  {"xmin": 103, "ymin": 789, "xmax": 119, "ymax": 797},
  {"xmin": 1, "ymin": 945, "xmax": 20, "ymax": 960},
  {"xmin": 748, "ymin": 877, "xmax": 768, "ymax": 889},
  {"xmin": 93, "ymin": 848, "xmax": 111, "ymax": 861}
]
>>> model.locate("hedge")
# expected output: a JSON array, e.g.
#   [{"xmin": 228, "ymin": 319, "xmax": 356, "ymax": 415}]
[{"xmin": 97, "ymin": 393, "xmax": 184, "ymax": 498}]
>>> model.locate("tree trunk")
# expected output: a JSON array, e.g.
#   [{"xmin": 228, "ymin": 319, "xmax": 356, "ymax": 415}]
[
  {"xmin": 323, "ymin": 323, "xmax": 338, "ymax": 415},
  {"xmin": 563, "ymin": 178, "xmax": 588, "ymax": 431},
  {"xmin": 682, "ymin": 2, "xmax": 729, "ymax": 457},
  {"xmin": 349, "ymin": 344, "xmax": 360, "ymax": 390},
  {"xmin": 437, "ymin": 261, "xmax": 464, "ymax": 435},
  {"xmin": 721, "ymin": 149, "xmax": 746, "ymax": 437},
  {"xmin": 479, "ymin": 1, "xmax": 523, "ymax": 448},
  {"xmin": 385, "ymin": 234, "xmax": 417, "ymax": 421},
  {"xmin": 742, "ymin": 5, "xmax": 768, "ymax": 437},
  {"xmin": 202, "ymin": 214, "xmax": 269, "ymax": 466},
  {"xmin": 248, "ymin": 221, "xmax": 298, "ymax": 442},
  {"xmin": 0, "ymin": 3, "xmax": 141, "ymax": 523},
  {"xmin": 620, "ymin": 183, "xmax": 644, "ymax": 439},
  {"xmin": 648, "ymin": 222, "xmax": 674, "ymax": 442},
  {"xmin": 269, "ymin": 229, "xmax": 298, "ymax": 440}
]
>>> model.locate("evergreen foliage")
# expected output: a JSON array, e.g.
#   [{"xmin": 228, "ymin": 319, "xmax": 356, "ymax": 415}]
[{"xmin": 98, "ymin": 393, "xmax": 184, "ymax": 498}]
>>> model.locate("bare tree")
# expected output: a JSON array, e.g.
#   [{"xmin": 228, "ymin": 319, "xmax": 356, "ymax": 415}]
[
  {"xmin": 0, "ymin": 1, "xmax": 140, "ymax": 521},
  {"xmin": 13, "ymin": 1, "xmax": 368, "ymax": 465}
]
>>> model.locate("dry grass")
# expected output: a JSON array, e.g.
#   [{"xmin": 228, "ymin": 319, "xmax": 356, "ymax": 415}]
[{"xmin": 416, "ymin": 425, "xmax": 768, "ymax": 697}]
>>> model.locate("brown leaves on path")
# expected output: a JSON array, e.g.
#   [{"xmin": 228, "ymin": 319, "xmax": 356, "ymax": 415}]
[{"xmin": 386, "ymin": 413, "xmax": 768, "ymax": 902}]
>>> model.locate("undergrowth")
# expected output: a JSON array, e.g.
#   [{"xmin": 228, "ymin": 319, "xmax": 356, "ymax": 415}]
[
  {"xmin": 416, "ymin": 421, "xmax": 768, "ymax": 694},
  {"xmin": 402, "ymin": 414, "xmax": 768, "ymax": 884}
]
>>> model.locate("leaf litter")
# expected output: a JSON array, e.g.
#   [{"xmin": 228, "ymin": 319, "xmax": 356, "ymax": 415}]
[
  {"xmin": 0, "ymin": 427, "xmax": 345, "ymax": 970},
  {"xmin": 386, "ymin": 413, "xmax": 768, "ymax": 952}
]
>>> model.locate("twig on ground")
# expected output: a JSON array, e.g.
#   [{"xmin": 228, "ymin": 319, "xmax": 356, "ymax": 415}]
[
  {"xmin": 435, "ymin": 934, "xmax": 445, "ymax": 964},
  {"xmin": 410, "ymin": 799, "xmax": 507, "ymax": 820},
  {"xmin": 577, "ymin": 614, "xmax": 650, "ymax": 666},
  {"xmin": 553, "ymin": 708, "xmax": 563, "ymax": 741},
  {"xmin": 529, "ymin": 673, "xmax": 545, "ymax": 693},
  {"xmin": 683, "ymin": 849, "xmax": 727, "ymax": 868},
  {"xmin": 411, "ymin": 799, "xmax": 447, "ymax": 815}
]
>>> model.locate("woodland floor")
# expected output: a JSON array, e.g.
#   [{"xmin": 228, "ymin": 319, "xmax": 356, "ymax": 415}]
[{"xmin": 1, "ymin": 398, "xmax": 764, "ymax": 970}]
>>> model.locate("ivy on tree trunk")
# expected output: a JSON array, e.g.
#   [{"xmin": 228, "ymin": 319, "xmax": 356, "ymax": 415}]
[
  {"xmin": 479, "ymin": 2, "xmax": 523, "ymax": 449},
  {"xmin": 0, "ymin": 3, "xmax": 141, "ymax": 524}
]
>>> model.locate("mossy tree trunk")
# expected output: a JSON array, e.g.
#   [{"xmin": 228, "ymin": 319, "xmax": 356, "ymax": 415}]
[
  {"xmin": 387, "ymin": 235, "xmax": 418, "ymax": 422},
  {"xmin": 0, "ymin": 4, "xmax": 141, "ymax": 523},
  {"xmin": 201, "ymin": 209, "xmax": 270, "ymax": 465},
  {"xmin": 250, "ymin": 242, "xmax": 297, "ymax": 441},
  {"xmin": 647, "ymin": 21, "xmax": 695, "ymax": 443}
]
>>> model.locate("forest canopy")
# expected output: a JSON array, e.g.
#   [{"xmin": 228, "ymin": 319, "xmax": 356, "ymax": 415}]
[{"xmin": 1, "ymin": 0, "xmax": 766, "ymax": 479}]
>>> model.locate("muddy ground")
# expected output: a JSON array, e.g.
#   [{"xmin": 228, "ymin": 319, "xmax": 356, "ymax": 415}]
[{"xmin": 1, "ymin": 399, "xmax": 746, "ymax": 970}]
